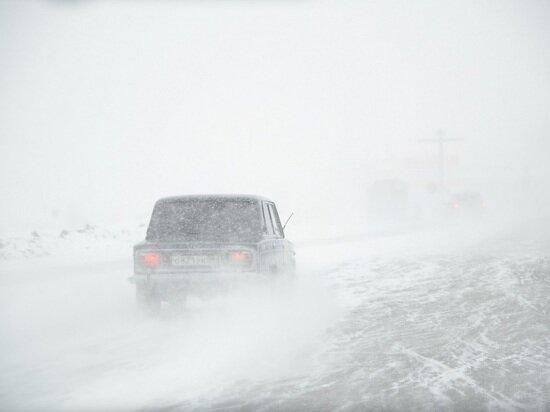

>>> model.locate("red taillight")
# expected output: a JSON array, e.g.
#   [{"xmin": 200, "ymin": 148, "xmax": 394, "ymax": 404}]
[
  {"xmin": 140, "ymin": 252, "xmax": 161, "ymax": 267},
  {"xmin": 227, "ymin": 250, "xmax": 252, "ymax": 263},
  {"xmin": 453, "ymin": 203, "xmax": 460, "ymax": 209}
]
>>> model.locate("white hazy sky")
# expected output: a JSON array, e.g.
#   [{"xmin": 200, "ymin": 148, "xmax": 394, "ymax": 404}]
[{"xmin": 1, "ymin": 0, "xmax": 549, "ymax": 232}]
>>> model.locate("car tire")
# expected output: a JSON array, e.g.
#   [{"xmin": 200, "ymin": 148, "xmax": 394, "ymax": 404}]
[{"xmin": 136, "ymin": 285, "xmax": 160, "ymax": 315}]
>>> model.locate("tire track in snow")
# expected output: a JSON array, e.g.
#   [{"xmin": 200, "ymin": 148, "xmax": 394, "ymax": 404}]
[{"xmin": 189, "ymin": 233, "xmax": 550, "ymax": 411}]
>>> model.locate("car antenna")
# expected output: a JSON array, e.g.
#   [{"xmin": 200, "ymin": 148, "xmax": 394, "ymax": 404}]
[{"xmin": 282, "ymin": 212, "xmax": 294, "ymax": 231}]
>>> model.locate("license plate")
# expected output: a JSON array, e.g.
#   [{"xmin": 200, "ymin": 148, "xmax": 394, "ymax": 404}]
[{"xmin": 171, "ymin": 254, "xmax": 219, "ymax": 266}]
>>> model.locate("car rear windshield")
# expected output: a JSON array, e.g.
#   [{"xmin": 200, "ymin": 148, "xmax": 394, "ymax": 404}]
[{"xmin": 146, "ymin": 198, "xmax": 263, "ymax": 242}]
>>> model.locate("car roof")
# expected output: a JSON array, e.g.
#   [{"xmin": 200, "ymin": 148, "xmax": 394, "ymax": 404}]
[{"xmin": 155, "ymin": 194, "xmax": 273, "ymax": 204}]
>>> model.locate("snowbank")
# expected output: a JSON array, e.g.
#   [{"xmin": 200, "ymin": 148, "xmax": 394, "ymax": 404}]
[{"xmin": 0, "ymin": 224, "xmax": 146, "ymax": 262}]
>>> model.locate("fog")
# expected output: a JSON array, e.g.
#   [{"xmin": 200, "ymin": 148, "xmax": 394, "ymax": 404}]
[
  {"xmin": 1, "ymin": 0, "xmax": 550, "ymax": 411},
  {"xmin": 1, "ymin": 0, "xmax": 549, "ymax": 233}
]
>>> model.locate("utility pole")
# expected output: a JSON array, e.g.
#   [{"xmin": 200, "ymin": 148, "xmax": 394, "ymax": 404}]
[{"xmin": 418, "ymin": 130, "xmax": 463, "ymax": 195}]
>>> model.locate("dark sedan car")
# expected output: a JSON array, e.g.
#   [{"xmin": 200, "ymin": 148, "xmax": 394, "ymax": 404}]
[
  {"xmin": 131, "ymin": 195, "xmax": 295, "ymax": 310},
  {"xmin": 445, "ymin": 192, "xmax": 486, "ymax": 218}
]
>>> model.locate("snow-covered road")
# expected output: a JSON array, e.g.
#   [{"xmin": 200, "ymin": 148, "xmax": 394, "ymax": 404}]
[{"xmin": 1, "ymin": 219, "xmax": 549, "ymax": 411}]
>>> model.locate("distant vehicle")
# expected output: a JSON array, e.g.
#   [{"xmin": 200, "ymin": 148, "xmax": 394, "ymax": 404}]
[
  {"xmin": 131, "ymin": 195, "xmax": 295, "ymax": 311},
  {"xmin": 445, "ymin": 192, "xmax": 486, "ymax": 217}
]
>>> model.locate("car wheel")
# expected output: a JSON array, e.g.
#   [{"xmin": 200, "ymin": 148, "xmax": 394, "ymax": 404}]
[
  {"xmin": 136, "ymin": 285, "xmax": 160, "ymax": 314},
  {"xmin": 169, "ymin": 293, "xmax": 187, "ymax": 313}
]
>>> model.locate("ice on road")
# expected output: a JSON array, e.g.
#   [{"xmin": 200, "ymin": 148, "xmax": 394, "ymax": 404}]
[{"xmin": 1, "ymin": 221, "xmax": 549, "ymax": 411}]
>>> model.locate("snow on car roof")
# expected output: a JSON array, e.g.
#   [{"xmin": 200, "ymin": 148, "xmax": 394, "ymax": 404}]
[{"xmin": 155, "ymin": 194, "xmax": 273, "ymax": 204}]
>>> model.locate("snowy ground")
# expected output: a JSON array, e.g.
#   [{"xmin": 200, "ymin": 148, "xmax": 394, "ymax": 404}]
[{"xmin": 0, "ymin": 218, "xmax": 549, "ymax": 411}]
